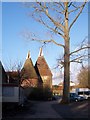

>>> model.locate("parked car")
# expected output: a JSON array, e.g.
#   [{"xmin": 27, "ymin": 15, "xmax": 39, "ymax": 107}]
[
  {"xmin": 70, "ymin": 93, "xmax": 85, "ymax": 102},
  {"xmin": 78, "ymin": 91, "xmax": 90, "ymax": 100}
]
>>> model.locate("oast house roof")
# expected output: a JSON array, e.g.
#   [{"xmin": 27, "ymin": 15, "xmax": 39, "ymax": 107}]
[
  {"xmin": 21, "ymin": 51, "xmax": 38, "ymax": 79},
  {"xmin": 35, "ymin": 48, "xmax": 52, "ymax": 76}
]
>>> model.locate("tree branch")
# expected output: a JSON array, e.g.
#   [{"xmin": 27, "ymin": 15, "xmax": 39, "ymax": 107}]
[
  {"xmin": 38, "ymin": 15, "xmax": 64, "ymax": 38},
  {"xmin": 50, "ymin": 3, "xmax": 64, "ymax": 14},
  {"xmin": 69, "ymin": 3, "xmax": 87, "ymax": 14},
  {"xmin": 70, "ymin": 55, "xmax": 84, "ymax": 63},
  {"xmin": 55, "ymin": 2, "xmax": 65, "ymax": 10},
  {"xmin": 70, "ymin": 46, "xmax": 89, "ymax": 55},
  {"xmin": 32, "ymin": 38, "xmax": 65, "ymax": 48},
  {"xmin": 38, "ymin": 3, "xmax": 64, "ymax": 30},
  {"xmin": 69, "ymin": 2, "xmax": 87, "ymax": 31}
]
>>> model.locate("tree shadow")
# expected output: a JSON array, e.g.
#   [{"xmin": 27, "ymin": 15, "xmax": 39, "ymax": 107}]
[
  {"xmin": 52, "ymin": 100, "xmax": 89, "ymax": 119},
  {"xmin": 2, "ymin": 101, "xmax": 36, "ymax": 119}
]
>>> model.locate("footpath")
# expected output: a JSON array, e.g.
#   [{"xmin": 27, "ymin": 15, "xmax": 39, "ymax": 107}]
[{"xmin": 2, "ymin": 99, "xmax": 89, "ymax": 119}]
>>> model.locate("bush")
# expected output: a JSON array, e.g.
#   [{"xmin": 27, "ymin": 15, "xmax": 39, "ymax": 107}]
[
  {"xmin": 28, "ymin": 87, "xmax": 43, "ymax": 100},
  {"xmin": 43, "ymin": 87, "xmax": 52, "ymax": 100},
  {"xmin": 28, "ymin": 87, "xmax": 52, "ymax": 101}
]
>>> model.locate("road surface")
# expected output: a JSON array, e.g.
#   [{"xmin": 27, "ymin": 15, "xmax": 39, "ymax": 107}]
[
  {"xmin": 14, "ymin": 100, "xmax": 63, "ymax": 119},
  {"xmin": 2, "ymin": 99, "xmax": 89, "ymax": 119}
]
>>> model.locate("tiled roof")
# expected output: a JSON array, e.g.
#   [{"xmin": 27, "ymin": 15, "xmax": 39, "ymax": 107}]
[
  {"xmin": 21, "ymin": 58, "xmax": 38, "ymax": 79},
  {"xmin": 35, "ymin": 56, "xmax": 52, "ymax": 76},
  {"xmin": 0, "ymin": 61, "xmax": 7, "ymax": 83}
]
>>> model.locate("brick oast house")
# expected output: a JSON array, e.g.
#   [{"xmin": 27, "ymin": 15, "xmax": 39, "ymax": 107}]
[
  {"xmin": 1, "ymin": 48, "xmax": 53, "ymax": 101},
  {"xmin": 35, "ymin": 48, "xmax": 52, "ymax": 89},
  {"xmin": 21, "ymin": 51, "xmax": 39, "ymax": 88}
]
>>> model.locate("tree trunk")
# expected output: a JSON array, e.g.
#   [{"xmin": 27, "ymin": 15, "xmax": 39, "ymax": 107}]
[
  {"xmin": 61, "ymin": 39, "xmax": 70, "ymax": 104},
  {"xmin": 61, "ymin": 2, "xmax": 70, "ymax": 104}
]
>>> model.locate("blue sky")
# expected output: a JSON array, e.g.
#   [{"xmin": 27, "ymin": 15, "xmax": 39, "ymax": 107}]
[{"xmin": 1, "ymin": 2, "xmax": 88, "ymax": 84}]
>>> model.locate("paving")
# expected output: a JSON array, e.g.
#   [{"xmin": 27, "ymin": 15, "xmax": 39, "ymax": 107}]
[
  {"xmin": 2, "ymin": 99, "xmax": 89, "ymax": 119},
  {"xmin": 27, "ymin": 101, "xmax": 62, "ymax": 118},
  {"xmin": 12, "ymin": 100, "xmax": 63, "ymax": 119},
  {"xmin": 52, "ymin": 100, "xmax": 89, "ymax": 119}
]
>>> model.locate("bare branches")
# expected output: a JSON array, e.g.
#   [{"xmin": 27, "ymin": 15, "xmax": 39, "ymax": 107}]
[
  {"xmin": 24, "ymin": 2, "xmax": 87, "ymax": 50},
  {"xmin": 69, "ymin": 3, "xmax": 86, "ymax": 14},
  {"xmin": 38, "ymin": 2, "xmax": 64, "ymax": 30},
  {"xmin": 70, "ymin": 46, "xmax": 89, "ymax": 56},
  {"xmin": 56, "ymin": 56, "xmax": 64, "ymax": 69},
  {"xmin": 70, "ymin": 55, "xmax": 87, "ymax": 63},
  {"xmin": 57, "ymin": 50, "xmax": 88, "ymax": 70},
  {"xmin": 24, "ymin": 2, "xmax": 87, "ymax": 67},
  {"xmin": 5, "ymin": 60, "xmax": 23, "ymax": 72},
  {"xmin": 70, "ymin": 37, "xmax": 88, "ymax": 65},
  {"xmin": 69, "ymin": 2, "xmax": 87, "ymax": 31},
  {"xmin": 32, "ymin": 39, "xmax": 65, "ymax": 48},
  {"xmin": 77, "ymin": 66, "xmax": 89, "ymax": 88},
  {"xmin": 37, "ymin": 15, "xmax": 64, "ymax": 38},
  {"xmin": 27, "ymin": 2, "xmax": 65, "ymax": 39},
  {"xmin": 21, "ymin": 29, "xmax": 65, "ymax": 48},
  {"xmin": 68, "ymin": 2, "xmax": 72, "ymax": 8},
  {"xmin": 70, "ymin": 36, "xmax": 89, "ymax": 55},
  {"xmin": 56, "ymin": 36, "xmax": 88, "ymax": 69}
]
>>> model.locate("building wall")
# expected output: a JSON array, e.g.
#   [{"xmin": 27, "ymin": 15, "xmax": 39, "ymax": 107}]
[
  {"xmin": 52, "ymin": 86, "xmax": 63, "ymax": 96},
  {"xmin": 2, "ymin": 87, "xmax": 19, "ymax": 102},
  {"xmin": 41, "ymin": 76, "xmax": 52, "ymax": 89},
  {"xmin": 23, "ymin": 87, "xmax": 33, "ymax": 98},
  {"xmin": 19, "ymin": 87, "xmax": 28, "ymax": 105}
]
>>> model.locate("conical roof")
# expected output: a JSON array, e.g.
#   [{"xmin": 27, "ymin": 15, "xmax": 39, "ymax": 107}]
[
  {"xmin": 21, "ymin": 51, "xmax": 38, "ymax": 79},
  {"xmin": 35, "ymin": 48, "xmax": 52, "ymax": 76}
]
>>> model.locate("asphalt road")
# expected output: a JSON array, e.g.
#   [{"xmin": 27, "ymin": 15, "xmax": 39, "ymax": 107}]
[
  {"xmin": 52, "ymin": 99, "xmax": 89, "ymax": 119},
  {"xmin": 2, "ymin": 99, "xmax": 89, "ymax": 119}
]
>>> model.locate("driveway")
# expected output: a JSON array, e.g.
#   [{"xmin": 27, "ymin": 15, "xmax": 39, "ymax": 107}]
[
  {"xmin": 27, "ymin": 101, "xmax": 62, "ymax": 118},
  {"xmin": 12, "ymin": 100, "xmax": 62, "ymax": 119},
  {"xmin": 2, "ymin": 99, "xmax": 89, "ymax": 119}
]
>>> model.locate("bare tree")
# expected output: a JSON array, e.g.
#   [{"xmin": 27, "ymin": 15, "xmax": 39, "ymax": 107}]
[
  {"xmin": 5, "ymin": 60, "xmax": 23, "ymax": 72},
  {"xmin": 23, "ymin": 2, "xmax": 88, "ymax": 103},
  {"xmin": 77, "ymin": 66, "xmax": 90, "ymax": 88},
  {"xmin": 57, "ymin": 36, "xmax": 88, "ymax": 69}
]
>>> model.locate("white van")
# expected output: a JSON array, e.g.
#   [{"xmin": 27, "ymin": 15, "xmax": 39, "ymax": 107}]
[{"xmin": 78, "ymin": 91, "xmax": 90, "ymax": 99}]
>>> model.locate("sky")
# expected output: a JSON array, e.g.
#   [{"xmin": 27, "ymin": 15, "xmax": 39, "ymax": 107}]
[{"xmin": 1, "ymin": 2, "xmax": 88, "ymax": 85}]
